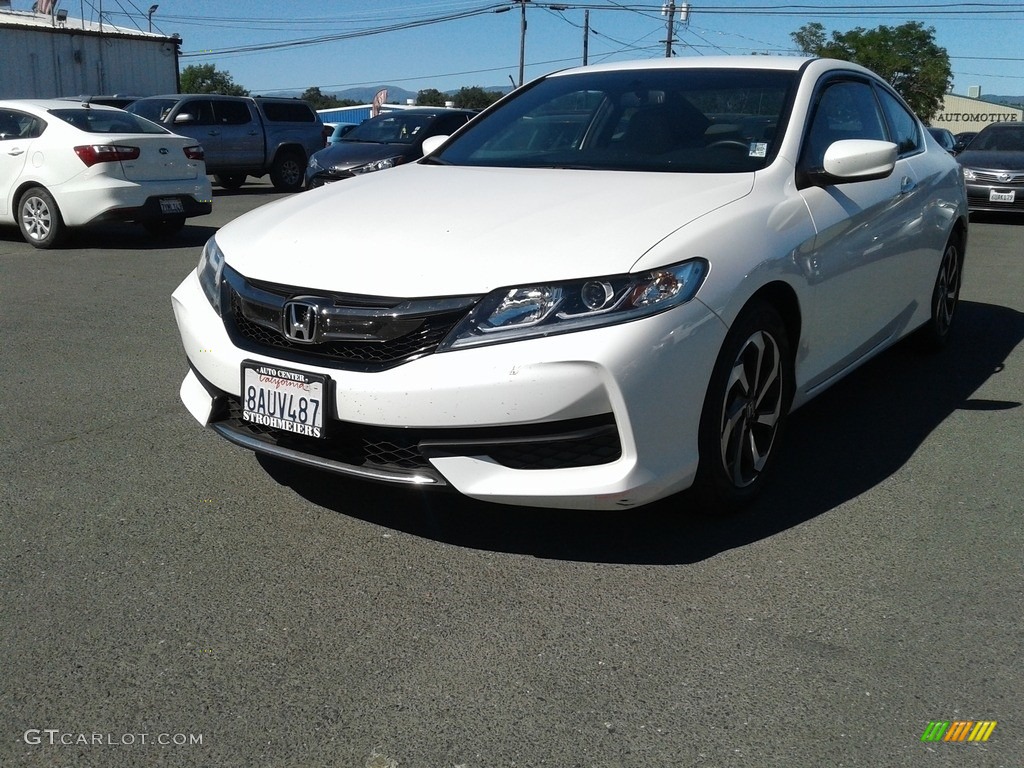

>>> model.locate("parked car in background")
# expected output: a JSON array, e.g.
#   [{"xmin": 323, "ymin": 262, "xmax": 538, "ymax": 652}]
[
  {"xmin": 127, "ymin": 94, "xmax": 324, "ymax": 192},
  {"xmin": 304, "ymin": 107, "xmax": 475, "ymax": 188},
  {"xmin": 927, "ymin": 126, "xmax": 957, "ymax": 153},
  {"xmin": 953, "ymin": 131, "xmax": 978, "ymax": 153},
  {"xmin": 955, "ymin": 121, "xmax": 1024, "ymax": 212},
  {"xmin": 0, "ymin": 99, "xmax": 211, "ymax": 248},
  {"xmin": 326, "ymin": 122, "xmax": 359, "ymax": 144},
  {"xmin": 173, "ymin": 56, "xmax": 968, "ymax": 511}
]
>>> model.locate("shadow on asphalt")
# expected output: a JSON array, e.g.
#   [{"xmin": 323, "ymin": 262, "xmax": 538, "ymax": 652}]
[
  {"xmin": 257, "ymin": 300, "xmax": 1024, "ymax": 565},
  {"xmin": 0, "ymin": 222, "xmax": 219, "ymax": 250}
]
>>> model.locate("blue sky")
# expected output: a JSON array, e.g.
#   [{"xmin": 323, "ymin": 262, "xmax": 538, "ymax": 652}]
[{"xmin": 40, "ymin": 1, "xmax": 1024, "ymax": 97}]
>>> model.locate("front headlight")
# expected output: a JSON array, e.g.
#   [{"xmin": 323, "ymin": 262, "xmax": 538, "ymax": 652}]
[
  {"xmin": 307, "ymin": 154, "xmax": 323, "ymax": 172},
  {"xmin": 196, "ymin": 237, "xmax": 226, "ymax": 316},
  {"xmin": 353, "ymin": 156, "xmax": 403, "ymax": 175},
  {"xmin": 961, "ymin": 167, "xmax": 977, "ymax": 181},
  {"xmin": 439, "ymin": 259, "xmax": 708, "ymax": 351}
]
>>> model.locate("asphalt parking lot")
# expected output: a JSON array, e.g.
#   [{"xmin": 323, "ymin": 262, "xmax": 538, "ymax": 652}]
[{"xmin": 1, "ymin": 183, "xmax": 1022, "ymax": 767}]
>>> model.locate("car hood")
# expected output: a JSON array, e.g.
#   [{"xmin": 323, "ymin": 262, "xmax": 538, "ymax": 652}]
[
  {"xmin": 217, "ymin": 164, "xmax": 754, "ymax": 296},
  {"xmin": 957, "ymin": 149, "xmax": 1024, "ymax": 171},
  {"xmin": 312, "ymin": 141, "xmax": 416, "ymax": 169}
]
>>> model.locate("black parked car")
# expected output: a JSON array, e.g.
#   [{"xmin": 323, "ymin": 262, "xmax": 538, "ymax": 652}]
[
  {"xmin": 927, "ymin": 126, "xmax": 957, "ymax": 153},
  {"xmin": 304, "ymin": 108, "xmax": 476, "ymax": 188},
  {"xmin": 955, "ymin": 121, "xmax": 1024, "ymax": 213}
]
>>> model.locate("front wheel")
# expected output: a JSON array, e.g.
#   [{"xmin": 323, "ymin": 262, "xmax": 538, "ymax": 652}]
[
  {"xmin": 18, "ymin": 186, "xmax": 66, "ymax": 248},
  {"xmin": 269, "ymin": 151, "xmax": 305, "ymax": 192},
  {"xmin": 913, "ymin": 232, "xmax": 964, "ymax": 351},
  {"xmin": 694, "ymin": 301, "xmax": 794, "ymax": 511}
]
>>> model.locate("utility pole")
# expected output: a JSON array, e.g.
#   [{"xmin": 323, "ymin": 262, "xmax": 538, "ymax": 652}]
[
  {"xmin": 583, "ymin": 9, "xmax": 589, "ymax": 65},
  {"xmin": 663, "ymin": 1, "xmax": 675, "ymax": 57},
  {"xmin": 518, "ymin": 0, "xmax": 528, "ymax": 87}
]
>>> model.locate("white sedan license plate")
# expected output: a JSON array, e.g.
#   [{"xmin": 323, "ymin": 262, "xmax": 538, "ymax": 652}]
[
  {"xmin": 241, "ymin": 363, "xmax": 326, "ymax": 438},
  {"xmin": 159, "ymin": 197, "xmax": 184, "ymax": 214},
  {"xmin": 989, "ymin": 190, "xmax": 1015, "ymax": 203}
]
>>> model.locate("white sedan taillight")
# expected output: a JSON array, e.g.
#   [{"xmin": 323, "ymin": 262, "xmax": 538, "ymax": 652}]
[
  {"xmin": 74, "ymin": 145, "xmax": 141, "ymax": 167},
  {"xmin": 184, "ymin": 146, "xmax": 205, "ymax": 161}
]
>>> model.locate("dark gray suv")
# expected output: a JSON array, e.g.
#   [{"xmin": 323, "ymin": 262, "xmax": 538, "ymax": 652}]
[{"xmin": 304, "ymin": 108, "xmax": 475, "ymax": 189}]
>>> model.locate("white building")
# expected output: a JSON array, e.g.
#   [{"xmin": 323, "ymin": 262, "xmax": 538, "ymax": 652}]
[
  {"xmin": 930, "ymin": 92, "xmax": 1023, "ymax": 134},
  {"xmin": 0, "ymin": 4, "xmax": 180, "ymax": 99}
]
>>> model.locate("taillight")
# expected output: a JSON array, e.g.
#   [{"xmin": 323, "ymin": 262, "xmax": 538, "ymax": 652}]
[
  {"xmin": 184, "ymin": 145, "xmax": 205, "ymax": 161},
  {"xmin": 74, "ymin": 145, "xmax": 141, "ymax": 167}
]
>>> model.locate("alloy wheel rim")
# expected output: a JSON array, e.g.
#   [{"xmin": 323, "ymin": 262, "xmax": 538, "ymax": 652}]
[
  {"xmin": 934, "ymin": 243, "xmax": 960, "ymax": 335},
  {"xmin": 719, "ymin": 330, "xmax": 783, "ymax": 488},
  {"xmin": 22, "ymin": 196, "xmax": 51, "ymax": 241}
]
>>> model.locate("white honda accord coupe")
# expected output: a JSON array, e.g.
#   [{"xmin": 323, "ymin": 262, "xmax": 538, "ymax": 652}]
[
  {"xmin": 172, "ymin": 57, "xmax": 967, "ymax": 511},
  {"xmin": 0, "ymin": 99, "xmax": 212, "ymax": 247}
]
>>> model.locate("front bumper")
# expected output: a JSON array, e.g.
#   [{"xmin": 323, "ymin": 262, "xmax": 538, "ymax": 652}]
[
  {"xmin": 965, "ymin": 182, "xmax": 1024, "ymax": 213},
  {"xmin": 172, "ymin": 268, "xmax": 726, "ymax": 510}
]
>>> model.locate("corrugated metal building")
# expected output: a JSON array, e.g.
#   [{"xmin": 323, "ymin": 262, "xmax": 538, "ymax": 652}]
[
  {"xmin": 930, "ymin": 93, "xmax": 1023, "ymax": 134},
  {"xmin": 0, "ymin": 6, "xmax": 180, "ymax": 99}
]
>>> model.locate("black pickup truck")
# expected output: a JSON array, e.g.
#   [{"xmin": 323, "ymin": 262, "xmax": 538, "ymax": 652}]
[{"xmin": 127, "ymin": 95, "xmax": 325, "ymax": 192}]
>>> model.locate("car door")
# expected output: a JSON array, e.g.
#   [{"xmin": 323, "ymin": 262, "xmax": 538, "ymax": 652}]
[
  {"xmin": 212, "ymin": 100, "xmax": 263, "ymax": 169},
  {"xmin": 796, "ymin": 75, "xmax": 923, "ymax": 389},
  {"xmin": 167, "ymin": 98, "xmax": 219, "ymax": 159},
  {"xmin": 0, "ymin": 109, "xmax": 35, "ymax": 216}
]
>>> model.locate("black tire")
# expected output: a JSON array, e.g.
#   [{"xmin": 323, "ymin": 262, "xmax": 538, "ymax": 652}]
[
  {"xmin": 214, "ymin": 173, "xmax": 247, "ymax": 190},
  {"xmin": 143, "ymin": 216, "xmax": 186, "ymax": 238},
  {"xmin": 913, "ymin": 231, "xmax": 964, "ymax": 352},
  {"xmin": 694, "ymin": 301, "xmax": 794, "ymax": 511},
  {"xmin": 269, "ymin": 150, "xmax": 305, "ymax": 192},
  {"xmin": 18, "ymin": 186, "xmax": 66, "ymax": 249}
]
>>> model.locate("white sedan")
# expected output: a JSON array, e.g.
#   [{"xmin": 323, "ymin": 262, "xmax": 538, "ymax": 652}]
[
  {"xmin": 0, "ymin": 99, "xmax": 212, "ymax": 248},
  {"xmin": 171, "ymin": 56, "xmax": 968, "ymax": 511}
]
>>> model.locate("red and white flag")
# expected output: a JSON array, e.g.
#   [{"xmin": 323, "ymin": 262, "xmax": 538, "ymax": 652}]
[
  {"xmin": 36, "ymin": 0, "xmax": 55, "ymax": 13},
  {"xmin": 371, "ymin": 89, "xmax": 388, "ymax": 118}
]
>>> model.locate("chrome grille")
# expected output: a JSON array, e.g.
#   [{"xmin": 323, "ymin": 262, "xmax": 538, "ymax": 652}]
[{"xmin": 222, "ymin": 265, "xmax": 479, "ymax": 371}]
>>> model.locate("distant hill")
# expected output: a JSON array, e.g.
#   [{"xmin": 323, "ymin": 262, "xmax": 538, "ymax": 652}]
[{"xmin": 985, "ymin": 95, "xmax": 1024, "ymax": 108}]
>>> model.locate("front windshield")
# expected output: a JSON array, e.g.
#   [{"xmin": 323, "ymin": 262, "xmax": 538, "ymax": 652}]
[
  {"xmin": 970, "ymin": 125, "xmax": 1024, "ymax": 152},
  {"xmin": 343, "ymin": 113, "xmax": 433, "ymax": 145},
  {"xmin": 435, "ymin": 68, "xmax": 797, "ymax": 173}
]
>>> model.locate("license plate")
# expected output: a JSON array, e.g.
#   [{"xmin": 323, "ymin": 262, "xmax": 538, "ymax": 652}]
[
  {"xmin": 241, "ymin": 362, "xmax": 326, "ymax": 438},
  {"xmin": 159, "ymin": 197, "xmax": 184, "ymax": 214},
  {"xmin": 990, "ymin": 190, "xmax": 1015, "ymax": 203}
]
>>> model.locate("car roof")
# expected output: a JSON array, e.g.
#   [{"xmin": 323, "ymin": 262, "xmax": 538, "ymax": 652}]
[
  {"xmin": 545, "ymin": 55, "xmax": 874, "ymax": 80},
  {"xmin": 0, "ymin": 98, "xmax": 125, "ymax": 113}
]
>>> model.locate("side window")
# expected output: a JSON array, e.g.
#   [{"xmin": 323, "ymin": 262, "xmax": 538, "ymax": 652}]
[
  {"xmin": 801, "ymin": 79, "xmax": 887, "ymax": 168},
  {"xmin": 214, "ymin": 101, "xmax": 253, "ymax": 125},
  {"xmin": 0, "ymin": 111, "xmax": 44, "ymax": 140},
  {"xmin": 875, "ymin": 87, "xmax": 922, "ymax": 155},
  {"xmin": 0, "ymin": 110, "xmax": 24, "ymax": 139},
  {"xmin": 178, "ymin": 100, "xmax": 216, "ymax": 126}
]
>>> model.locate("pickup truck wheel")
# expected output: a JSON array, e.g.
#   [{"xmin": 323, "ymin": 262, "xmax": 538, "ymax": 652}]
[
  {"xmin": 214, "ymin": 174, "xmax": 247, "ymax": 190},
  {"xmin": 270, "ymin": 151, "xmax": 305, "ymax": 192}
]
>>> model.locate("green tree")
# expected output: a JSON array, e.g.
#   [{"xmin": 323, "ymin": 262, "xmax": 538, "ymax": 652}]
[
  {"xmin": 416, "ymin": 88, "xmax": 447, "ymax": 107},
  {"xmin": 301, "ymin": 86, "xmax": 343, "ymax": 110},
  {"xmin": 452, "ymin": 86, "xmax": 503, "ymax": 110},
  {"xmin": 179, "ymin": 64, "xmax": 249, "ymax": 96},
  {"xmin": 791, "ymin": 21, "xmax": 951, "ymax": 119}
]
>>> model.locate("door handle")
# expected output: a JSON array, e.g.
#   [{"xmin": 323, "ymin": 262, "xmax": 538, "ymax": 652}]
[
  {"xmin": 900, "ymin": 176, "xmax": 916, "ymax": 195},
  {"xmin": 7, "ymin": 147, "xmax": 24, "ymax": 156}
]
